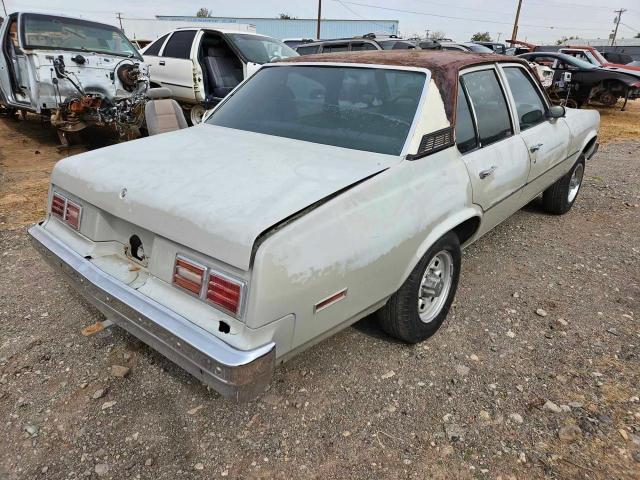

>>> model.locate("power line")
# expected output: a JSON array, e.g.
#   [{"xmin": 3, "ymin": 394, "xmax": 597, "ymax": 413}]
[
  {"xmin": 620, "ymin": 22, "xmax": 639, "ymax": 33},
  {"xmin": 335, "ymin": 0, "xmax": 612, "ymax": 31}
]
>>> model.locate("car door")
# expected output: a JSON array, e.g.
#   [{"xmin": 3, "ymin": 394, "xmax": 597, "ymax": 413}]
[
  {"xmin": 1, "ymin": 15, "xmax": 32, "ymax": 106},
  {"xmin": 142, "ymin": 33, "xmax": 170, "ymax": 85},
  {"xmin": 498, "ymin": 64, "xmax": 571, "ymax": 185},
  {"xmin": 155, "ymin": 30, "xmax": 197, "ymax": 102},
  {"xmin": 456, "ymin": 66, "xmax": 530, "ymax": 220}
]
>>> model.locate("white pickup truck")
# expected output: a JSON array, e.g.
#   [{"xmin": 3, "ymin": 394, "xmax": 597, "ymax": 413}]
[
  {"xmin": 141, "ymin": 28, "xmax": 298, "ymax": 124},
  {"xmin": 29, "ymin": 51, "xmax": 599, "ymax": 401}
]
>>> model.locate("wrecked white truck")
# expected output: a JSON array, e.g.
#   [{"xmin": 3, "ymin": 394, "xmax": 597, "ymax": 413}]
[{"xmin": 0, "ymin": 12, "xmax": 149, "ymax": 143}]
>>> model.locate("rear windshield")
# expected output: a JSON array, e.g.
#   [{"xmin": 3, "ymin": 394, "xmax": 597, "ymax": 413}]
[
  {"xmin": 22, "ymin": 13, "xmax": 140, "ymax": 59},
  {"xmin": 206, "ymin": 65, "xmax": 425, "ymax": 155}
]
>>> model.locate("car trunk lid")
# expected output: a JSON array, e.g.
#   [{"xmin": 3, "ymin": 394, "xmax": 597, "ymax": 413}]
[{"xmin": 51, "ymin": 125, "xmax": 399, "ymax": 270}]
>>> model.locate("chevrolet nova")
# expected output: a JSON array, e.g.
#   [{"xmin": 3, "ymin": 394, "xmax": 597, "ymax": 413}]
[{"xmin": 28, "ymin": 51, "xmax": 600, "ymax": 401}]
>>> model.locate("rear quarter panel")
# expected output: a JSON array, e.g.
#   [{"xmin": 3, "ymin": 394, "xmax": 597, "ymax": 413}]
[
  {"xmin": 563, "ymin": 108, "xmax": 600, "ymax": 157},
  {"xmin": 247, "ymin": 149, "xmax": 477, "ymax": 352}
]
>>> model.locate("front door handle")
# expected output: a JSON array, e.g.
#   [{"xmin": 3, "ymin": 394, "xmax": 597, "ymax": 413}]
[
  {"xmin": 159, "ymin": 60, "xmax": 166, "ymax": 66},
  {"xmin": 479, "ymin": 166, "xmax": 497, "ymax": 179},
  {"xmin": 529, "ymin": 143, "xmax": 543, "ymax": 152}
]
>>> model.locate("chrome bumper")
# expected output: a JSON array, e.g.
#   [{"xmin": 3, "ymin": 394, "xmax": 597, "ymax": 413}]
[{"xmin": 27, "ymin": 224, "xmax": 275, "ymax": 402}]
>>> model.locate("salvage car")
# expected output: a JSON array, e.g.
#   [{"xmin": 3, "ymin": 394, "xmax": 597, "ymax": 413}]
[
  {"xmin": 296, "ymin": 34, "xmax": 418, "ymax": 56},
  {"xmin": 141, "ymin": 28, "xmax": 298, "ymax": 124},
  {"xmin": 29, "ymin": 51, "xmax": 599, "ymax": 401},
  {"xmin": 519, "ymin": 52, "xmax": 640, "ymax": 108},
  {"xmin": 558, "ymin": 46, "xmax": 640, "ymax": 73},
  {"xmin": 0, "ymin": 12, "xmax": 149, "ymax": 144}
]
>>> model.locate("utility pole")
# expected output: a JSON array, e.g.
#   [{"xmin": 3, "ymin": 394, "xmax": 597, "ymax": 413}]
[
  {"xmin": 1, "ymin": 0, "xmax": 8, "ymax": 17},
  {"xmin": 510, "ymin": 0, "xmax": 523, "ymax": 43},
  {"xmin": 611, "ymin": 8, "xmax": 626, "ymax": 46},
  {"xmin": 316, "ymin": 0, "xmax": 322, "ymax": 39},
  {"xmin": 116, "ymin": 12, "xmax": 124, "ymax": 32},
  {"xmin": 497, "ymin": 32, "xmax": 502, "ymax": 41}
]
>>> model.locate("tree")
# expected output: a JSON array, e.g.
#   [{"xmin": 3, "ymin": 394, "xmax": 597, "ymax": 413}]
[
  {"xmin": 471, "ymin": 32, "xmax": 492, "ymax": 42},
  {"xmin": 430, "ymin": 30, "xmax": 446, "ymax": 40},
  {"xmin": 278, "ymin": 13, "xmax": 296, "ymax": 20},
  {"xmin": 635, "ymin": 32, "xmax": 640, "ymax": 38},
  {"xmin": 556, "ymin": 35, "xmax": 578, "ymax": 45},
  {"xmin": 196, "ymin": 8, "xmax": 212, "ymax": 18}
]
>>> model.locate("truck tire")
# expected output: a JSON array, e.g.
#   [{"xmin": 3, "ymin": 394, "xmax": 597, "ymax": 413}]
[
  {"xmin": 542, "ymin": 156, "xmax": 585, "ymax": 215},
  {"xmin": 378, "ymin": 232, "xmax": 461, "ymax": 343}
]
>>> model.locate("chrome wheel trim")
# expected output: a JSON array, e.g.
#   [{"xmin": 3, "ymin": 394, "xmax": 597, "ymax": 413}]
[
  {"xmin": 418, "ymin": 250, "xmax": 454, "ymax": 323},
  {"xmin": 568, "ymin": 163, "xmax": 584, "ymax": 203},
  {"xmin": 190, "ymin": 105, "xmax": 206, "ymax": 125}
]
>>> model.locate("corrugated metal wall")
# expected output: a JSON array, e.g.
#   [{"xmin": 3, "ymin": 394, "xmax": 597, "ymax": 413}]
[{"xmin": 156, "ymin": 16, "xmax": 399, "ymax": 40}]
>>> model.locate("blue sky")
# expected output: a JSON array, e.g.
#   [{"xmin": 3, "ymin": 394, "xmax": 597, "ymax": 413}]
[{"xmin": 4, "ymin": 0, "xmax": 640, "ymax": 43}]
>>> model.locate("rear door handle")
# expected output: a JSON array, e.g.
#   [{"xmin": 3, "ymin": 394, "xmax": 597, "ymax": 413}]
[
  {"xmin": 479, "ymin": 166, "xmax": 497, "ymax": 179},
  {"xmin": 529, "ymin": 143, "xmax": 543, "ymax": 152},
  {"xmin": 159, "ymin": 60, "xmax": 166, "ymax": 66}
]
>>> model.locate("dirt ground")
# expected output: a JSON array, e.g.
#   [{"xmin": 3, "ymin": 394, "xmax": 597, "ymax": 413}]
[{"xmin": 0, "ymin": 107, "xmax": 639, "ymax": 479}]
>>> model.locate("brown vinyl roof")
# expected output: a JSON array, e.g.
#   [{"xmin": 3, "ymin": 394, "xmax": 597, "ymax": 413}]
[{"xmin": 283, "ymin": 50, "xmax": 530, "ymax": 122}]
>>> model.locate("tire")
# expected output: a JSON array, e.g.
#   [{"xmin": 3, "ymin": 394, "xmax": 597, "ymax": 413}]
[
  {"xmin": 378, "ymin": 232, "xmax": 461, "ymax": 343},
  {"xmin": 542, "ymin": 156, "xmax": 585, "ymax": 215}
]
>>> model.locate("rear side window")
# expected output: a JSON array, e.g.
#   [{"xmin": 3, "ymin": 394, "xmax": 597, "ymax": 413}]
[
  {"xmin": 350, "ymin": 42, "xmax": 377, "ymax": 51},
  {"xmin": 322, "ymin": 43, "xmax": 348, "ymax": 53},
  {"xmin": 163, "ymin": 30, "xmax": 196, "ymax": 59},
  {"xmin": 503, "ymin": 67, "xmax": 547, "ymax": 130},
  {"xmin": 455, "ymin": 82, "xmax": 478, "ymax": 153},
  {"xmin": 296, "ymin": 45, "xmax": 319, "ymax": 55},
  {"xmin": 461, "ymin": 69, "xmax": 512, "ymax": 146},
  {"xmin": 144, "ymin": 33, "xmax": 168, "ymax": 56}
]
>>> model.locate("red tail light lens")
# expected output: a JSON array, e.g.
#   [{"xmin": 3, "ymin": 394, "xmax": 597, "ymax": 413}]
[
  {"xmin": 51, "ymin": 192, "xmax": 82, "ymax": 230},
  {"xmin": 51, "ymin": 194, "xmax": 66, "ymax": 218},
  {"xmin": 64, "ymin": 200, "xmax": 82, "ymax": 230},
  {"xmin": 206, "ymin": 272, "xmax": 244, "ymax": 316},
  {"xmin": 172, "ymin": 256, "xmax": 205, "ymax": 296}
]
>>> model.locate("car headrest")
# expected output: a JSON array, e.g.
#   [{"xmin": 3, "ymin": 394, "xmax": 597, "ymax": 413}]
[{"xmin": 147, "ymin": 87, "xmax": 173, "ymax": 99}]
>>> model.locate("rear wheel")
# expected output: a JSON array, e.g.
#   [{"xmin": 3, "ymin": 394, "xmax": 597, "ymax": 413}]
[
  {"xmin": 542, "ymin": 156, "xmax": 585, "ymax": 215},
  {"xmin": 378, "ymin": 232, "xmax": 461, "ymax": 343}
]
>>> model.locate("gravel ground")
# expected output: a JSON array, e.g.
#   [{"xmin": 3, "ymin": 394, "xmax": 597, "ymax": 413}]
[{"xmin": 1, "ymin": 133, "xmax": 639, "ymax": 479}]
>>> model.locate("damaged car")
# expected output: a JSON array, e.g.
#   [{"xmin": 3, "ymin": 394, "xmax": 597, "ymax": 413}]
[
  {"xmin": 519, "ymin": 52, "xmax": 640, "ymax": 109},
  {"xmin": 0, "ymin": 12, "xmax": 149, "ymax": 144},
  {"xmin": 141, "ymin": 28, "xmax": 297, "ymax": 124},
  {"xmin": 29, "ymin": 51, "xmax": 599, "ymax": 401}
]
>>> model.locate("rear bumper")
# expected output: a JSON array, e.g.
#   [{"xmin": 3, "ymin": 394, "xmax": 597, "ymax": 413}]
[{"xmin": 28, "ymin": 223, "xmax": 275, "ymax": 401}]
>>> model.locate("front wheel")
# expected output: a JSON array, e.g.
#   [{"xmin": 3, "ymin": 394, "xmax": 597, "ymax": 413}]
[
  {"xmin": 378, "ymin": 232, "xmax": 461, "ymax": 343},
  {"xmin": 542, "ymin": 156, "xmax": 585, "ymax": 215}
]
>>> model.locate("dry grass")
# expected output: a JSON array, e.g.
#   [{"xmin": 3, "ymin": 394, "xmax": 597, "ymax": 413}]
[{"xmin": 589, "ymin": 99, "xmax": 640, "ymax": 144}]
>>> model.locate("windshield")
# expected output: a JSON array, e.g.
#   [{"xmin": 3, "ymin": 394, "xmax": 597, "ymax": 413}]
[
  {"xmin": 226, "ymin": 34, "xmax": 298, "ymax": 64},
  {"xmin": 206, "ymin": 65, "xmax": 426, "ymax": 155},
  {"xmin": 22, "ymin": 14, "xmax": 139, "ymax": 58}
]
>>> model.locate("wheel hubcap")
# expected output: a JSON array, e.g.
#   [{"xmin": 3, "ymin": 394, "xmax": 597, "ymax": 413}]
[
  {"xmin": 190, "ymin": 105, "xmax": 205, "ymax": 125},
  {"xmin": 568, "ymin": 163, "xmax": 584, "ymax": 203},
  {"xmin": 418, "ymin": 250, "xmax": 454, "ymax": 323}
]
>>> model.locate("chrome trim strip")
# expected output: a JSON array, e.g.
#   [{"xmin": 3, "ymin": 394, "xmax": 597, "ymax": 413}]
[{"xmin": 28, "ymin": 224, "xmax": 275, "ymax": 401}]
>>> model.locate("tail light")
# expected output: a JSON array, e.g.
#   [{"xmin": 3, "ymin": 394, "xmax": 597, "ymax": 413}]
[
  {"xmin": 51, "ymin": 193, "xmax": 66, "ymax": 218},
  {"xmin": 51, "ymin": 192, "xmax": 82, "ymax": 230},
  {"xmin": 172, "ymin": 256, "xmax": 206, "ymax": 296},
  {"xmin": 171, "ymin": 255, "xmax": 245, "ymax": 317},
  {"xmin": 64, "ymin": 201, "xmax": 81, "ymax": 230},
  {"xmin": 206, "ymin": 272, "xmax": 244, "ymax": 316}
]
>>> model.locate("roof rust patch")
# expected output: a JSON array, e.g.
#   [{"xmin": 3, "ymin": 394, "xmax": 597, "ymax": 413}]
[{"xmin": 283, "ymin": 50, "xmax": 530, "ymax": 122}]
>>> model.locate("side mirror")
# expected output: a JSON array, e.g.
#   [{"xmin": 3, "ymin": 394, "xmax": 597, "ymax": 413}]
[{"xmin": 547, "ymin": 105, "xmax": 566, "ymax": 119}]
